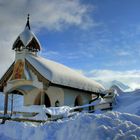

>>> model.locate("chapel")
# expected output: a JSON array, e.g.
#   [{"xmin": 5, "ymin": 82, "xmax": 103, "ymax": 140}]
[{"xmin": 0, "ymin": 15, "xmax": 105, "ymax": 114}]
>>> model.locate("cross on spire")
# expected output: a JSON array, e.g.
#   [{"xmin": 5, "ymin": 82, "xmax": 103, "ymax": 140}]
[{"xmin": 26, "ymin": 14, "xmax": 30, "ymax": 30}]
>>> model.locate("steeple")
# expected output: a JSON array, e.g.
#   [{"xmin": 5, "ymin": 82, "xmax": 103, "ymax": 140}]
[
  {"xmin": 26, "ymin": 14, "xmax": 30, "ymax": 30},
  {"xmin": 12, "ymin": 15, "xmax": 41, "ymax": 53}
]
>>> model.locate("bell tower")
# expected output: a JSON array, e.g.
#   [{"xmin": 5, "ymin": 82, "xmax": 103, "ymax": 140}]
[
  {"xmin": 11, "ymin": 14, "xmax": 41, "ymax": 80},
  {"xmin": 12, "ymin": 14, "xmax": 41, "ymax": 61}
]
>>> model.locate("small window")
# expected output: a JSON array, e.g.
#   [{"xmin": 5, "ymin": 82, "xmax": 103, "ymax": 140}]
[{"xmin": 55, "ymin": 100, "xmax": 60, "ymax": 107}]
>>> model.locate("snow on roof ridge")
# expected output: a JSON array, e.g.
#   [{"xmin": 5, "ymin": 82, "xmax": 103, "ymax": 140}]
[
  {"xmin": 26, "ymin": 55, "xmax": 105, "ymax": 93},
  {"xmin": 19, "ymin": 26, "xmax": 33, "ymax": 46},
  {"xmin": 19, "ymin": 26, "xmax": 41, "ymax": 47}
]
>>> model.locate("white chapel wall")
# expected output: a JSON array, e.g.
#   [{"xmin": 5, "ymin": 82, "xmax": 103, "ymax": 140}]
[
  {"xmin": 63, "ymin": 88, "xmax": 91, "ymax": 107},
  {"xmin": 46, "ymin": 86, "xmax": 64, "ymax": 107},
  {"xmin": 24, "ymin": 88, "xmax": 40, "ymax": 106}
]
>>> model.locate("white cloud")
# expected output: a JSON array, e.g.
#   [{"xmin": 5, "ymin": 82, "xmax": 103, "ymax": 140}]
[
  {"xmin": 85, "ymin": 69, "xmax": 140, "ymax": 90},
  {"xmin": 104, "ymin": 59, "xmax": 137, "ymax": 67},
  {"xmin": 117, "ymin": 50, "xmax": 131, "ymax": 56},
  {"xmin": 0, "ymin": 0, "xmax": 94, "ymax": 78}
]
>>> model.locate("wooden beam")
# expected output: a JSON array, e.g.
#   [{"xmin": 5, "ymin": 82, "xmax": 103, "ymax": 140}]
[
  {"xmin": 10, "ymin": 94, "xmax": 14, "ymax": 116},
  {"xmin": 1, "ymin": 92, "xmax": 9, "ymax": 124},
  {"xmin": 4, "ymin": 92, "xmax": 8, "ymax": 115}
]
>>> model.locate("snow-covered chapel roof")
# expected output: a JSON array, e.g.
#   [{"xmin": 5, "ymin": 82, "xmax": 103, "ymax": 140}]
[
  {"xmin": 26, "ymin": 55, "xmax": 105, "ymax": 93},
  {"xmin": 12, "ymin": 15, "xmax": 41, "ymax": 51}
]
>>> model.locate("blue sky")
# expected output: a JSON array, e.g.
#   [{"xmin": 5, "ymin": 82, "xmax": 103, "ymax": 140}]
[
  {"xmin": 37, "ymin": 0, "xmax": 140, "ymax": 72},
  {"xmin": 1, "ymin": 0, "xmax": 140, "ymax": 89}
]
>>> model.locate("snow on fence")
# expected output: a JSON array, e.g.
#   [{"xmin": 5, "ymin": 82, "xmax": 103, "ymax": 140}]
[{"xmin": 0, "ymin": 91, "xmax": 116, "ymax": 123}]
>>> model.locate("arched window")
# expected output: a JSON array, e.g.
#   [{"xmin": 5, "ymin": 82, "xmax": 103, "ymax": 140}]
[
  {"xmin": 74, "ymin": 95, "xmax": 83, "ymax": 106},
  {"xmin": 74, "ymin": 95, "xmax": 83, "ymax": 112},
  {"xmin": 55, "ymin": 100, "xmax": 60, "ymax": 107}
]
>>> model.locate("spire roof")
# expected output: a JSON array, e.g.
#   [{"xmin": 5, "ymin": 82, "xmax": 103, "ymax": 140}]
[
  {"xmin": 25, "ymin": 14, "xmax": 30, "ymax": 30},
  {"xmin": 12, "ymin": 15, "xmax": 41, "ymax": 52}
]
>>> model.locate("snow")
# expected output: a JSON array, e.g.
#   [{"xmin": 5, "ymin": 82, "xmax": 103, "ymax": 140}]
[
  {"xmin": 0, "ymin": 86, "xmax": 140, "ymax": 139},
  {"xmin": 12, "ymin": 26, "xmax": 41, "ymax": 50},
  {"xmin": 19, "ymin": 27, "xmax": 34, "ymax": 46},
  {"xmin": 45, "ymin": 106, "xmax": 71, "ymax": 116},
  {"xmin": 13, "ymin": 105, "xmax": 71, "ymax": 120},
  {"xmin": 26, "ymin": 55, "xmax": 105, "ymax": 93},
  {"xmin": 12, "ymin": 105, "xmax": 48, "ymax": 120},
  {"xmin": 114, "ymin": 90, "xmax": 140, "ymax": 115},
  {"xmin": 0, "ymin": 112, "xmax": 140, "ymax": 140},
  {"xmin": 14, "ymin": 105, "xmax": 47, "ymax": 113},
  {"xmin": 14, "ymin": 105, "xmax": 71, "ymax": 116},
  {"xmin": 19, "ymin": 26, "xmax": 41, "ymax": 47}
]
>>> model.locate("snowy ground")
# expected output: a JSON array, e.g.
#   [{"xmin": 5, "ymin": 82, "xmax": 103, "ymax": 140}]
[{"xmin": 0, "ymin": 88, "xmax": 140, "ymax": 140}]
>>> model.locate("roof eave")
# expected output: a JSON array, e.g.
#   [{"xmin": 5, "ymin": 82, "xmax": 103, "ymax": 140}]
[
  {"xmin": 49, "ymin": 82, "xmax": 105, "ymax": 96},
  {"xmin": 0, "ymin": 62, "xmax": 15, "ymax": 92}
]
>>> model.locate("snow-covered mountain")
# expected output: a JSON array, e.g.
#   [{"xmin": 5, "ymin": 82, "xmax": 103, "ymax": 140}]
[{"xmin": 97, "ymin": 80, "xmax": 131, "ymax": 91}]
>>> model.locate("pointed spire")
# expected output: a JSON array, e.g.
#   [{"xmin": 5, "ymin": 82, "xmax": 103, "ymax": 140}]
[{"xmin": 26, "ymin": 14, "xmax": 30, "ymax": 30}]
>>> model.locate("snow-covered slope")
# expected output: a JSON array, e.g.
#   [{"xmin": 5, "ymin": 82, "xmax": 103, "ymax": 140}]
[
  {"xmin": 114, "ymin": 90, "xmax": 140, "ymax": 115},
  {"xmin": 0, "ymin": 112, "xmax": 140, "ymax": 140},
  {"xmin": 0, "ymin": 88, "xmax": 140, "ymax": 140}
]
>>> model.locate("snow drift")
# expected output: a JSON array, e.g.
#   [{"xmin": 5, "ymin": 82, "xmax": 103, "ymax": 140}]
[
  {"xmin": 0, "ymin": 86, "xmax": 140, "ymax": 140},
  {"xmin": 0, "ymin": 112, "xmax": 140, "ymax": 140}
]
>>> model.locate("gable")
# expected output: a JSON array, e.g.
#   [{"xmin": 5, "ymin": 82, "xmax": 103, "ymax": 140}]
[{"xmin": 0, "ymin": 62, "xmax": 14, "ymax": 92}]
